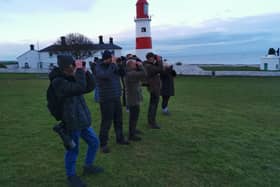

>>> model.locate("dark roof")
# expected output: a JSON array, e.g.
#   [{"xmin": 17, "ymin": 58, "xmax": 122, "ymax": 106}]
[{"xmin": 39, "ymin": 43, "xmax": 122, "ymax": 52}]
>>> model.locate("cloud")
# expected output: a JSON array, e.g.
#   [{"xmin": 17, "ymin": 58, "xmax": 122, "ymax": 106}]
[
  {"xmin": 113, "ymin": 12, "xmax": 280, "ymax": 42},
  {"xmin": 0, "ymin": 0, "xmax": 95, "ymax": 13},
  {"xmin": 1, "ymin": 12, "xmax": 280, "ymax": 60},
  {"xmin": 150, "ymin": 12, "xmax": 280, "ymax": 40},
  {"xmin": 118, "ymin": 13, "xmax": 280, "ymax": 58}
]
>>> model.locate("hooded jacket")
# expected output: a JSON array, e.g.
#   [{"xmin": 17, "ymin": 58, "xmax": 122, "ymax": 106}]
[{"xmin": 49, "ymin": 67, "xmax": 95, "ymax": 131}]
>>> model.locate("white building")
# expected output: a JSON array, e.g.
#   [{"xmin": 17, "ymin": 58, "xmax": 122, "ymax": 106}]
[
  {"xmin": 17, "ymin": 45, "xmax": 40, "ymax": 69},
  {"xmin": 260, "ymin": 55, "xmax": 280, "ymax": 71},
  {"xmin": 17, "ymin": 36, "xmax": 122, "ymax": 70}
]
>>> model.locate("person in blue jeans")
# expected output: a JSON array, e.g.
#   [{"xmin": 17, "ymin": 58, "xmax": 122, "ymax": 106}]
[{"xmin": 50, "ymin": 55, "xmax": 103, "ymax": 187}]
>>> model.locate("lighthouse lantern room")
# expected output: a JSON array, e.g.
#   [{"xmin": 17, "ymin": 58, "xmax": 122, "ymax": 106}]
[{"xmin": 135, "ymin": 0, "xmax": 152, "ymax": 60}]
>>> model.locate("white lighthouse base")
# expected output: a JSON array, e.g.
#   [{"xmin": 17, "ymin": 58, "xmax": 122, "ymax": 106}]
[{"xmin": 136, "ymin": 49, "xmax": 153, "ymax": 61}]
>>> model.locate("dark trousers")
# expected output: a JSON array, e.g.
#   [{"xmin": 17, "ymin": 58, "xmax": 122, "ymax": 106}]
[
  {"xmin": 162, "ymin": 96, "xmax": 170, "ymax": 109},
  {"xmin": 128, "ymin": 105, "xmax": 140, "ymax": 136},
  {"xmin": 99, "ymin": 97, "xmax": 124, "ymax": 146},
  {"xmin": 148, "ymin": 93, "xmax": 160, "ymax": 125}
]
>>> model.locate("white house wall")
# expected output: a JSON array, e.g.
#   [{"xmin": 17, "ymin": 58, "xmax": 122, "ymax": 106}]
[
  {"xmin": 114, "ymin": 49, "xmax": 122, "ymax": 57},
  {"xmin": 17, "ymin": 50, "xmax": 39, "ymax": 69},
  {"xmin": 260, "ymin": 56, "xmax": 280, "ymax": 71},
  {"xmin": 39, "ymin": 52, "xmax": 57, "ymax": 69},
  {"xmin": 17, "ymin": 49, "xmax": 123, "ymax": 70}
]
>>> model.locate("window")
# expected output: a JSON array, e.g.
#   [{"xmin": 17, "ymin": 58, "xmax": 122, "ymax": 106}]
[
  {"xmin": 24, "ymin": 62, "xmax": 30, "ymax": 69},
  {"xmin": 144, "ymin": 4, "xmax": 148, "ymax": 15},
  {"xmin": 141, "ymin": 27, "xmax": 146, "ymax": 32},
  {"xmin": 49, "ymin": 52, "xmax": 53, "ymax": 57}
]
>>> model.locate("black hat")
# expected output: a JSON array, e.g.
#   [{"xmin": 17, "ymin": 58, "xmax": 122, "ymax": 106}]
[
  {"xmin": 57, "ymin": 55, "xmax": 74, "ymax": 69},
  {"xmin": 102, "ymin": 50, "xmax": 112, "ymax": 60},
  {"xmin": 146, "ymin": 52, "xmax": 155, "ymax": 59}
]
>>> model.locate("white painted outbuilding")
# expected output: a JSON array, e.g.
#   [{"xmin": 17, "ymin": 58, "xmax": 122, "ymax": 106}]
[{"xmin": 260, "ymin": 55, "xmax": 280, "ymax": 71}]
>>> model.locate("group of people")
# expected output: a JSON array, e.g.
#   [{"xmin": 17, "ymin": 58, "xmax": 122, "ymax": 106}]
[{"xmin": 48, "ymin": 51, "xmax": 176, "ymax": 187}]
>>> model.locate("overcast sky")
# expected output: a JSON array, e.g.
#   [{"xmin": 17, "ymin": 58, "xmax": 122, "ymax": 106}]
[{"xmin": 0, "ymin": 0, "xmax": 280, "ymax": 59}]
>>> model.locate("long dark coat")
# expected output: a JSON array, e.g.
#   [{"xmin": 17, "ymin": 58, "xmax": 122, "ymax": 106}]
[{"xmin": 160, "ymin": 66, "xmax": 176, "ymax": 96}]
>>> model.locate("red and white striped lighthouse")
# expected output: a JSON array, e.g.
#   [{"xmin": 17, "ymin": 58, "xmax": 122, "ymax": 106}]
[{"xmin": 135, "ymin": 0, "xmax": 152, "ymax": 60}]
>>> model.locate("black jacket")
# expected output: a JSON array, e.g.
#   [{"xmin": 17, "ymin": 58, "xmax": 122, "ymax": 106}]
[
  {"xmin": 95, "ymin": 61, "xmax": 124, "ymax": 102},
  {"xmin": 160, "ymin": 66, "xmax": 176, "ymax": 96},
  {"xmin": 49, "ymin": 67, "xmax": 95, "ymax": 131}
]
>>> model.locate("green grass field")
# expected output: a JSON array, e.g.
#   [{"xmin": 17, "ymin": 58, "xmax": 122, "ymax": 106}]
[{"xmin": 1, "ymin": 75, "xmax": 280, "ymax": 187}]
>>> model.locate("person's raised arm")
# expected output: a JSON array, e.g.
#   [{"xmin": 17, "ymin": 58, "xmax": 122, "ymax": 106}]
[{"xmin": 53, "ymin": 62, "xmax": 87, "ymax": 97}]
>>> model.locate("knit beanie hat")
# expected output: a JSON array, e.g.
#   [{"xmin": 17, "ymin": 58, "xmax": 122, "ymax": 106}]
[{"xmin": 57, "ymin": 55, "xmax": 74, "ymax": 69}]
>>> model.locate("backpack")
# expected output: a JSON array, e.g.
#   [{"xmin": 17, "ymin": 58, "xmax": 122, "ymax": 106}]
[{"xmin": 46, "ymin": 82, "xmax": 63, "ymax": 121}]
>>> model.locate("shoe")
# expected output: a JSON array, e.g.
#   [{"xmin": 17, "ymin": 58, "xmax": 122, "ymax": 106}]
[
  {"xmin": 117, "ymin": 139, "xmax": 130, "ymax": 145},
  {"xmin": 135, "ymin": 129, "xmax": 143, "ymax": 135},
  {"xmin": 67, "ymin": 175, "xmax": 86, "ymax": 187},
  {"xmin": 129, "ymin": 135, "xmax": 142, "ymax": 141},
  {"xmin": 100, "ymin": 145, "xmax": 110, "ymax": 153},
  {"xmin": 149, "ymin": 124, "xmax": 161, "ymax": 129},
  {"xmin": 83, "ymin": 165, "xmax": 104, "ymax": 176}
]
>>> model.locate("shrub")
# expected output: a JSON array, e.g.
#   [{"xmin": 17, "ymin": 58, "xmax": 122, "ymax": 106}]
[
  {"xmin": 175, "ymin": 62, "xmax": 182, "ymax": 66},
  {"xmin": 0, "ymin": 63, "xmax": 7, "ymax": 68}
]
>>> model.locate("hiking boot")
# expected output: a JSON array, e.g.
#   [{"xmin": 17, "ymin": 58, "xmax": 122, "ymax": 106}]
[
  {"xmin": 100, "ymin": 145, "xmax": 110, "ymax": 153},
  {"xmin": 67, "ymin": 175, "xmax": 86, "ymax": 187},
  {"xmin": 149, "ymin": 124, "xmax": 161, "ymax": 129},
  {"xmin": 83, "ymin": 165, "xmax": 104, "ymax": 176},
  {"xmin": 117, "ymin": 139, "xmax": 130, "ymax": 145},
  {"xmin": 129, "ymin": 135, "xmax": 142, "ymax": 141}
]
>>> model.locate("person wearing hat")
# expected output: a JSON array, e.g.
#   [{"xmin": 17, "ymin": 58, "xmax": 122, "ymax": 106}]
[
  {"xmin": 143, "ymin": 52, "xmax": 163, "ymax": 129},
  {"xmin": 50, "ymin": 55, "xmax": 103, "ymax": 187},
  {"xmin": 95, "ymin": 50, "xmax": 129, "ymax": 153},
  {"xmin": 125, "ymin": 58, "xmax": 147, "ymax": 141}
]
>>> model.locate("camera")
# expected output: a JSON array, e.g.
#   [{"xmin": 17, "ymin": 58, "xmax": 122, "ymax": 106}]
[{"xmin": 53, "ymin": 122, "xmax": 76, "ymax": 150}]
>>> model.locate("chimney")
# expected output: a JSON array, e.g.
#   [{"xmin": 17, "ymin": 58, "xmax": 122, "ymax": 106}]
[
  {"xmin": 109, "ymin": 37, "xmax": 113, "ymax": 44},
  {"xmin": 99, "ymin": 35, "xmax": 104, "ymax": 44},
  {"xmin": 61, "ymin": 36, "xmax": 66, "ymax": 45},
  {"xmin": 30, "ymin": 44, "xmax": 34, "ymax": 51}
]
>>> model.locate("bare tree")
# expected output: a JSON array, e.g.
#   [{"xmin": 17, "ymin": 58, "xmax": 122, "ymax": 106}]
[{"xmin": 54, "ymin": 33, "xmax": 96, "ymax": 59}]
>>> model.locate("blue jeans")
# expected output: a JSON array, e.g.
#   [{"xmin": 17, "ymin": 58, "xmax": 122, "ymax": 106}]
[{"xmin": 65, "ymin": 127, "xmax": 99, "ymax": 177}]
